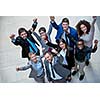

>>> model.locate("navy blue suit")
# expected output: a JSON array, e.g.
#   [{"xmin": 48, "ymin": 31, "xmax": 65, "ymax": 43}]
[{"xmin": 50, "ymin": 21, "xmax": 78, "ymax": 49}]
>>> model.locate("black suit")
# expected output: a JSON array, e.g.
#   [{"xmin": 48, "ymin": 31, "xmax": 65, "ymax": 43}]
[{"xmin": 11, "ymin": 22, "xmax": 40, "ymax": 58}]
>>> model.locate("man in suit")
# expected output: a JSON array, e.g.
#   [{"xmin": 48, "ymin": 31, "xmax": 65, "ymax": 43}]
[
  {"xmin": 9, "ymin": 18, "xmax": 40, "ymax": 59},
  {"xmin": 16, "ymin": 52, "xmax": 45, "ymax": 83},
  {"xmin": 50, "ymin": 16, "xmax": 79, "ymax": 75},
  {"xmin": 50, "ymin": 16, "xmax": 78, "ymax": 46},
  {"xmin": 44, "ymin": 51, "xmax": 70, "ymax": 83}
]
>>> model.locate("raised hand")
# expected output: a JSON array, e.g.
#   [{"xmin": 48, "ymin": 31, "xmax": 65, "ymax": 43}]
[
  {"xmin": 64, "ymin": 28, "xmax": 70, "ymax": 35},
  {"xmin": 92, "ymin": 16, "xmax": 97, "ymax": 20},
  {"xmin": 16, "ymin": 67, "xmax": 20, "ymax": 71},
  {"xmin": 50, "ymin": 16, "xmax": 55, "ymax": 21},
  {"xmin": 94, "ymin": 39, "xmax": 98, "ymax": 45},
  {"xmin": 33, "ymin": 18, "xmax": 37, "ymax": 22},
  {"xmin": 9, "ymin": 34, "xmax": 15, "ymax": 39}
]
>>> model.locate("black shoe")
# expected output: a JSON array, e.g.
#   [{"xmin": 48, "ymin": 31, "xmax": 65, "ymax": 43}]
[
  {"xmin": 67, "ymin": 77, "xmax": 72, "ymax": 82},
  {"xmin": 85, "ymin": 60, "xmax": 89, "ymax": 66},
  {"xmin": 72, "ymin": 69, "xmax": 79, "ymax": 76},
  {"xmin": 79, "ymin": 74, "xmax": 85, "ymax": 81}
]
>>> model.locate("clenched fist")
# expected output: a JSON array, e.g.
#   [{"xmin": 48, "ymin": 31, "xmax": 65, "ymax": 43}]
[
  {"xmin": 50, "ymin": 16, "xmax": 55, "ymax": 21},
  {"xmin": 9, "ymin": 34, "xmax": 15, "ymax": 39}
]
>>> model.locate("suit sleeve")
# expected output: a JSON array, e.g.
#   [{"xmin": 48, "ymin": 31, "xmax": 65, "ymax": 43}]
[
  {"xmin": 50, "ymin": 21, "xmax": 59, "ymax": 30},
  {"xmin": 86, "ymin": 45, "xmax": 97, "ymax": 53},
  {"xmin": 47, "ymin": 23, "xmax": 53, "ymax": 42},
  {"xmin": 18, "ymin": 62, "xmax": 31, "ymax": 71},
  {"xmin": 32, "ymin": 22, "xmax": 38, "ymax": 31},
  {"xmin": 11, "ymin": 37, "xmax": 21, "ymax": 46},
  {"xmin": 91, "ymin": 45, "xmax": 97, "ymax": 53}
]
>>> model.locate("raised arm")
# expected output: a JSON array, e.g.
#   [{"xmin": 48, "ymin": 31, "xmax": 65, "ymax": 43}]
[
  {"xmin": 64, "ymin": 29, "xmax": 77, "ymax": 44},
  {"xmin": 47, "ymin": 23, "xmax": 53, "ymax": 42},
  {"xmin": 50, "ymin": 16, "xmax": 59, "ymax": 30},
  {"xmin": 28, "ymin": 18, "xmax": 38, "ymax": 34},
  {"xmin": 90, "ymin": 16, "xmax": 97, "ymax": 38},
  {"xmin": 16, "ymin": 62, "xmax": 31, "ymax": 71},
  {"xmin": 91, "ymin": 39, "xmax": 98, "ymax": 53},
  {"xmin": 9, "ymin": 34, "xmax": 20, "ymax": 45},
  {"xmin": 32, "ymin": 18, "xmax": 38, "ymax": 31}
]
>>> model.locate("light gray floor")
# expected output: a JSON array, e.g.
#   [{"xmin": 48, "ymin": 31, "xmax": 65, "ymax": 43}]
[{"xmin": 0, "ymin": 16, "xmax": 100, "ymax": 83}]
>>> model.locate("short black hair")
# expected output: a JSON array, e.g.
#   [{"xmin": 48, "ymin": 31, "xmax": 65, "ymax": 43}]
[
  {"xmin": 44, "ymin": 48, "xmax": 57, "ymax": 57},
  {"xmin": 18, "ymin": 28, "xmax": 28, "ymax": 35},
  {"xmin": 77, "ymin": 39, "xmax": 84, "ymax": 45},
  {"xmin": 62, "ymin": 18, "xmax": 69, "ymax": 24},
  {"xmin": 38, "ymin": 27, "xmax": 46, "ymax": 33}
]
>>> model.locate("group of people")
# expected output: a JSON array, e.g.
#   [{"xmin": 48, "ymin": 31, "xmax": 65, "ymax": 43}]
[{"xmin": 9, "ymin": 16, "xmax": 98, "ymax": 83}]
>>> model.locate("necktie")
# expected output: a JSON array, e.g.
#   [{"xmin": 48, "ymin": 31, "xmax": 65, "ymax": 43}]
[
  {"xmin": 50, "ymin": 62, "xmax": 55, "ymax": 78},
  {"xmin": 26, "ymin": 38, "xmax": 38, "ymax": 53},
  {"xmin": 65, "ymin": 34, "xmax": 70, "ymax": 46}
]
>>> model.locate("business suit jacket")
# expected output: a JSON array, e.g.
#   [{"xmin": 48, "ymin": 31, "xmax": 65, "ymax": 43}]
[
  {"xmin": 50, "ymin": 21, "xmax": 78, "ymax": 48},
  {"xmin": 11, "ymin": 22, "xmax": 40, "ymax": 58},
  {"xmin": 18, "ymin": 57, "xmax": 45, "ymax": 82},
  {"xmin": 44, "ymin": 54, "xmax": 70, "ymax": 81}
]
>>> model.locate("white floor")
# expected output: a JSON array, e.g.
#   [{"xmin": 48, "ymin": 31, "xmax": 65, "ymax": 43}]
[{"xmin": 0, "ymin": 16, "xmax": 100, "ymax": 83}]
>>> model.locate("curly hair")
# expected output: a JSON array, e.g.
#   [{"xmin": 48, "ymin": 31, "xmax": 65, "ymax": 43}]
[{"xmin": 76, "ymin": 20, "xmax": 91, "ymax": 37}]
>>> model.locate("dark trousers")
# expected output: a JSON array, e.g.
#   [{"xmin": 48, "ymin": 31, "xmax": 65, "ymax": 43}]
[
  {"xmin": 34, "ymin": 72, "xmax": 45, "ymax": 83},
  {"xmin": 51, "ymin": 78, "xmax": 66, "ymax": 83}
]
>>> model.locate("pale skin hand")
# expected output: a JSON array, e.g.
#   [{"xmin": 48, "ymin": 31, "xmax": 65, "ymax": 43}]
[
  {"xmin": 50, "ymin": 16, "xmax": 55, "ymax": 21},
  {"xmin": 33, "ymin": 18, "xmax": 37, "ymax": 22},
  {"xmin": 92, "ymin": 16, "xmax": 97, "ymax": 19},
  {"xmin": 64, "ymin": 29, "xmax": 70, "ymax": 35},
  {"xmin": 9, "ymin": 34, "xmax": 15, "ymax": 39},
  {"xmin": 51, "ymin": 48, "xmax": 58, "ymax": 54},
  {"xmin": 42, "ymin": 48, "xmax": 45, "ymax": 52},
  {"xmin": 94, "ymin": 39, "xmax": 98, "ymax": 45},
  {"xmin": 29, "ymin": 18, "xmax": 37, "ymax": 32},
  {"xmin": 16, "ymin": 67, "xmax": 20, "ymax": 71}
]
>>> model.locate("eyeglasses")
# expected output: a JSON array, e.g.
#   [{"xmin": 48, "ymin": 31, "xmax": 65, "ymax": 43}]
[
  {"xmin": 77, "ymin": 43, "xmax": 83, "ymax": 45},
  {"xmin": 39, "ymin": 31, "xmax": 45, "ymax": 35}
]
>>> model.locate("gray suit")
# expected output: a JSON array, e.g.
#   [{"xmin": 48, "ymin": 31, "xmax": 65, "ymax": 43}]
[
  {"xmin": 44, "ymin": 54, "xmax": 70, "ymax": 82},
  {"xmin": 33, "ymin": 24, "xmax": 53, "ymax": 54},
  {"xmin": 18, "ymin": 57, "xmax": 45, "ymax": 83}
]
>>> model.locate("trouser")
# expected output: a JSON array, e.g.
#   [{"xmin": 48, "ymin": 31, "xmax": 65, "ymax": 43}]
[
  {"xmin": 62, "ymin": 64, "xmax": 71, "ymax": 76},
  {"xmin": 67, "ymin": 54, "xmax": 75, "ymax": 70},
  {"xmin": 75, "ymin": 60, "xmax": 86, "ymax": 75},
  {"xmin": 51, "ymin": 78, "xmax": 67, "ymax": 83},
  {"xmin": 34, "ymin": 71, "xmax": 45, "ymax": 83}
]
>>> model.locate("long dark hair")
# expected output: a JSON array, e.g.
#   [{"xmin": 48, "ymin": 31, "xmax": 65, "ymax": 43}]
[
  {"xmin": 58, "ymin": 38, "xmax": 68, "ymax": 49},
  {"xmin": 76, "ymin": 20, "xmax": 91, "ymax": 37}
]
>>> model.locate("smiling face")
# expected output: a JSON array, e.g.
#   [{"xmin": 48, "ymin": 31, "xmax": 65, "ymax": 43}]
[
  {"xmin": 80, "ymin": 24, "xmax": 87, "ymax": 34},
  {"xmin": 59, "ymin": 41, "xmax": 66, "ymax": 50},
  {"xmin": 39, "ymin": 31, "xmax": 47, "ymax": 40},
  {"xmin": 20, "ymin": 31, "xmax": 27, "ymax": 39},
  {"xmin": 77, "ymin": 41, "xmax": 84, "ymax": 50},
  {"xmin": 30, "ymin": 53, "xmax": 37, "ymax": 63},
  {"xmin": 62, "ymin": 22, "xmax": 69, "ymax": 31},
  {"xmin": 44, "ymin": 53, "xmax": 53, "ymax": 63}
]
